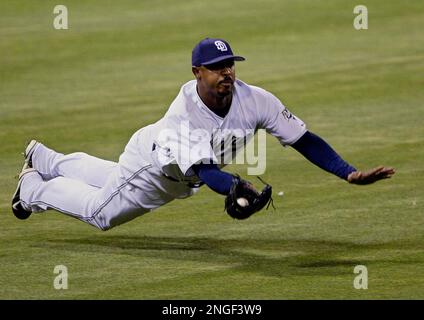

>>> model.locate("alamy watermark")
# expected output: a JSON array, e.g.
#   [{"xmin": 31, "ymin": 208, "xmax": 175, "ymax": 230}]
[
  {"xmin": 353, "ymin": 265, "xmax": 368, "ymax": 289},
  {"xmin": 155, "ymin": 122, "xmax": 267, "ymax": 175},
  {"xmin": 53, "ymin": 265, "xmax": 68, "ymax": 290},
  {"xmin": 353, "ymin": 5, "xmax": 368, "ymax": 30},
  {"xmin": 53, "ymin": 5, "xmax": 68, "ymax": 30}
]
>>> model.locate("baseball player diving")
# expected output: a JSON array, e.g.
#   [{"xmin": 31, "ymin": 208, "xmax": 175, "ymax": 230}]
[{"xmin": 11, "ymin": 38, "xmax": 395, "ymax": 230}]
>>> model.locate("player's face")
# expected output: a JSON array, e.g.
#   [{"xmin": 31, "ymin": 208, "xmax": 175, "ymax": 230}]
[{"xmin": 193, "ymin": 59, "xmax": 236, "ymax": 97}]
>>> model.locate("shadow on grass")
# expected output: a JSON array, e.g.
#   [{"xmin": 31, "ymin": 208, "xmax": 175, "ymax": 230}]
[{"xmin": 35, "ymin": 234, "xmax": 423, "ymax": 278}]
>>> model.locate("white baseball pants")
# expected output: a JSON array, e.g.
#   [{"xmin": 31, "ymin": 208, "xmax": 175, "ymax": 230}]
[{"xmin": 19, "ymin": 137, "xmax": 178, "ymax": 230}]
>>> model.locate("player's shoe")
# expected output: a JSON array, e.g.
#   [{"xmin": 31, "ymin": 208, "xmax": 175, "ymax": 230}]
[
  {"xmin": 11, "ymin": 167, "xmax": 36, "ymax": 220},
  {"xmin": 11, "ymin": 140, "xmax": 40, "ymax": 220},
  {"xmin": 23, "ymin": 139, "xmax": 40, "ymax": 169}
]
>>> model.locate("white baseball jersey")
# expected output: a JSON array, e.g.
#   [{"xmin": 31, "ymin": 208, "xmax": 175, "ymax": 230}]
[{"xmin": 121, "ymin": 79, "xmax": 306, "ymax": 182}]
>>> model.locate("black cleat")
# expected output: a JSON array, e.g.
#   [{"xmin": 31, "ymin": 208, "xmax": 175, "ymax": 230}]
[
  {"xmin": 12, "ymin": 168, "xmax": 36, "ymax": 220},
  {"xmin": 23, "ymin": 140, "xmax": 40, "ymax": 168},
  {"xmin": 12, "ymin": 140, "xmax": 39, "ymax": 220}
]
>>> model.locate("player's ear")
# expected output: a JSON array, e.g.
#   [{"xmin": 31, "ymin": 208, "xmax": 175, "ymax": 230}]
[{"xmin": 192, "ymin": 67, "xmax": 201, "ymax": 80}]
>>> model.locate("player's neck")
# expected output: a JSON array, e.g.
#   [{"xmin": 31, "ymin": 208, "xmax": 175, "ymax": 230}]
[{"xmin": 197, "ymin": 88, "xmax": 232, "ymax": 118}]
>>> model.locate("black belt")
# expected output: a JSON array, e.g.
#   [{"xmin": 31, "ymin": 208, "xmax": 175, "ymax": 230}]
[{"xmin": 162, "ymin": 173, "xmax": 204, "ymax": 188}]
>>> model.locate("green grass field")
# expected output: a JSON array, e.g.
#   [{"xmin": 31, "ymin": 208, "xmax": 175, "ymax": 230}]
[{"xmin": 1, "ymin": 0, "xmax": 423, "ymax": 299}]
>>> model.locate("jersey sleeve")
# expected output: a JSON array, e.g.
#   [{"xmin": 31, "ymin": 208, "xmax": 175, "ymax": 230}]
[{"xmin": 259, "ymin": 91, "xmax": 307, "ymax": 146}]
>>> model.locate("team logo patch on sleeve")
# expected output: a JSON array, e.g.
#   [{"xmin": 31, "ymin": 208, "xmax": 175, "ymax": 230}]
[{"xmin": 281, "ymin": 108, "xmax": 295, "ymax": 121}]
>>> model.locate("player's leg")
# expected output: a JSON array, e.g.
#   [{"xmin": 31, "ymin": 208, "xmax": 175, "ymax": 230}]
[
  {"xmin": 18, "ymin": 164, "xmax": 172, "ymax": 230},
  {"xmin": 29, "ymin": 141, "xmax": 116, "ymax": 188}
]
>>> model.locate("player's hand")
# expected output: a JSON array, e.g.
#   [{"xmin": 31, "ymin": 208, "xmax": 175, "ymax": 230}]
[{"xmin": 347, "ymin": 166, "xmax": 395, "ymax": 185}]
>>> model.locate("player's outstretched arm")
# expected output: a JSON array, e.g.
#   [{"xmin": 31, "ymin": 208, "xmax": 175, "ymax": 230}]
[{"xmin": 291, "ymin": 131, "xmax": 395, "ymax": 184}]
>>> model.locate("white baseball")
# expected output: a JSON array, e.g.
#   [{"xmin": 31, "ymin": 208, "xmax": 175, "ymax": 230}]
[{"xmin": 237, "ymin": 197, "xmax": 249, "ymax": 207}]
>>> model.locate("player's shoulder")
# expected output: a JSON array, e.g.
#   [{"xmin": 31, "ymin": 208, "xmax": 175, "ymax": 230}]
[
  {"xmin": 235, "ymin": 79, "xmax": 278, "ymax": 102},
  {"xmin": 180, "ymin": 79, "xmax": 197, "ymax": 97},
  {"xmin": 165, "ymin": 80, "xmax": 197, "ymax": 115},
  {"xmin": 235, "ymin": 80, "xmax": 289, "ymax": 118}
]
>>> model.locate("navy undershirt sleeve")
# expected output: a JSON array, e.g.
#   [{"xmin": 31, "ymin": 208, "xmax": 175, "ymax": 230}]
[
  {"xmin": 192, "ymin": 163, "xmax": 234, "ymax": 195},
  {"xmin": 291, "ymin": 131, "xmax": 356, "ymax": 180}
]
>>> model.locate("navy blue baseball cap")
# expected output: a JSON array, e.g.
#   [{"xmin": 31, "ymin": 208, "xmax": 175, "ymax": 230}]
[{"xmin": 192, "ymin": 38, "xmax": 245, "ymax": 67}]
